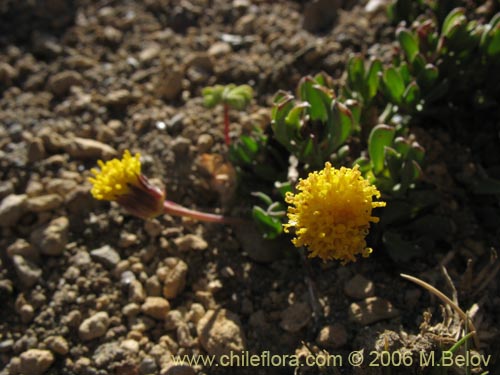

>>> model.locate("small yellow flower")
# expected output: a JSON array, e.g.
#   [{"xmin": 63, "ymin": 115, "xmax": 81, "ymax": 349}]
[
  {"xmin": 284, "ymin": 162, "xmax": 386, "ymax": 263},
  {"xmin": 88, "ymin": 150, "xmax": 165, "ymax": 219}
]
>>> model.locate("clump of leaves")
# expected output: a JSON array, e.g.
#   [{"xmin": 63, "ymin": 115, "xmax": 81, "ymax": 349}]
[
  {"xmin": 202, "ymin": 84, "xmax": 253, "ymax": 145},
  {"xmin": 220, "ymin": 10, "xmax": 500, "ymax": 258},
  {"xmin": 250, "ymin": 190, "xmax": 289, "ymax": 240},
  {"xmin": 228, "ymin": 126, "xmax": 288, "ymax": 188},
  {"xmin": 227, "ymin": 126, "xmax": 290, "ymax": 240},
  {"xmin": 387, "ymin": 0, "xmax": 487, "ymax": 26},
  {"xmin": 391, "ymin": 8, "xmax": 500, "ymax": 117},
  {"xmin": 355, "ymin": 124, "xmax": 424, "ymax": 196},
  {"xmin": 271, "ymin": 72, "xmax": 358, "ymax": 169}
]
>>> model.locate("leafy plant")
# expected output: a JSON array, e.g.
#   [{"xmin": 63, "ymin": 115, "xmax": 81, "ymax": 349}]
[
  {"xmin": 220, "ymin": 7, "xmax": 500, "ymax": 259},
  {"xmin": 342, "ymin": 55, "xmax": 382, "ymax": 129},
  {"xmin": 355, "ymin": 125, "xmax": 424, "ymax": 196},
  {"xmin": 227, "ymin": 127, "xmax": 291, "ymax": 240},
  {"xmin": 202, "ymin": 84, "xmax": 253, "ymax": 145},
  {"xmin": 343, "ymin": 55, "xmax": 382, "ymax": 106},
  {"xmin": 271, "ymin": 72, "xmax": 356, "ymax": 169},
  {"xmin": 250, "ymin": 191, "xmax": 288, "ymax": 240},
  {"xmin": 387, "ymin": 0, "xmax": 483, "ymax": 26},
  {"xmin": 391, "ymin": 8, "xmax": 500, "ymax": 115}
]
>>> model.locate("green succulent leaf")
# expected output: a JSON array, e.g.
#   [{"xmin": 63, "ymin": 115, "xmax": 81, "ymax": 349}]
[
  {"xmin": 202, "ymin": 85, "xmax": 224, "ymax": 108},
  {"xmin": 298, "ymin": 77, "xmax": 329, "ymax": 122},
  {"xmin": 347, "ymin": 55, "xmax": 366, "ymax": 90},
  {"xmin": 481, "ymin": 21, "xmax": 500, "ymax": 56},
  {"xmin": 393, "ymin": 137, "xmax": 411, "ymax": 157},
  {"xmin": 369, "ymin": 124, "xmax": 396, "ymax": 175},
  {"xmin": 271, "ymin": 93, "xmax": 295, "ymax": 146},
  {"xmin": 387, "ymin": 0, "xmax": 410, "ymax": 23},
  {"xmin": 313, "ymin": 71, "xmax": 333, "ymax": 87},
  {"xmin": 251, "ymin": 191, "xmax": 274, "ymax": 206},
  {"xmin": 224, "ymin": 84, "xmax": 254, "ymax": 110},
  {"xmin": 353, "ymin": 156, "xmax": 372, "ymax": 174},
  {"xmin": 490, "ymin": 12, "xmax": 500, "ymax": 28},
  {"xmin": 384, "ymin": 146, "xmax": 402, "ymax": 181},
  {"xmin": 407, "ymin": 142, "xmax": 425, "ymax": 164},
  {"xmin": 417, "ymin": 64, "xmax": 439, "ymax": 90},
  {"xmin": 402, "ymin": 81, "xmax": 421, "ymax": 108},
  {"xmin": 441, "ymin": 8, "xmax": 466, "ymax": 38},
  {"xmin": 397, "ymin": 28, "xmax": 419, "ymax": 62},
  {"xmin": 382, "ymin": 67, "xmax": 406, "ymax": 104},
  {"xmin": 229, "ymin": 133, "xmax": 265, "ymax": 166},
  {"xmin": 330, "ymin": 100, "xmax": 353, "ymax": 151},
  {"xmin": 366, "ymin": 59, "xmax": 382, "ymax": 99},
  {"xmin": 345, "ymin": 99, "xmax": 361, "ymax": 131},
  {"xmin": 252, "ymin": 206, "xmax": 283, "ymax": 240},
  {"xmin": 336, "ymin": 144, "xmax": 350, "ymax": 160},
  {"xmin": 203, "ymin": 84, "xmax": 253, "ymax": 110},
  {"xmin": 285, "ymin": 102, "xmax": 309, "ymax": 133},
  {"xmin": 240, "ymin": 135, "xmax": 259, "ymax": 157},
  {"xmin": 399, "ymin": 63, "xmax": 411, "ymax": 85},
  {"xmin": 299, "ymin": 138, "xmax": 314, "ymax": 160},
  {"xmin": 399, "ymin": 160, "xmax": 421, "ymax": 194},
  {"xmin": 229, "ymin": 148, "xmax": 250, "ymax": 165},
  {"xmin": 412, "ymin": 53, "xmax": 426, "ymax": 76}
]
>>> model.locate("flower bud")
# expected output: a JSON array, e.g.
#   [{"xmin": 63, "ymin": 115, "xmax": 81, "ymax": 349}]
[{"xmin": 88, "ymin": 150, "xmax": 165, "ymax": 219}]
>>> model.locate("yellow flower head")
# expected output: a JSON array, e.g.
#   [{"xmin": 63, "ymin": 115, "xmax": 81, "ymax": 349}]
[
  {"xmin": 284, "ymin": 162, "xmax": 386, "ymax": 263},
  {"xmin": 88, "ymin": 150, "xmax": 165, "ymax": 219}
]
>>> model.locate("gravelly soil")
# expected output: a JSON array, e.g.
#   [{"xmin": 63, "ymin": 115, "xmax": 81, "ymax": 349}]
[{"xmin": 0, "ymin": 1, "xmax": 499, "ymax": 375}]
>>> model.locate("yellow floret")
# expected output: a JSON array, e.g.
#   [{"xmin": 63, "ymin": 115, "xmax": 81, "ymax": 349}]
[
  {"xmin": 88, "ymin": 150, "xmax": 142, "ymax": 201},
  {"xmin": 88, "ymin": 150, "xmax": 166, "ymax": 219},
  {"xmin": 284, "ymin": 162, "xmax": 386, "ymax": 263}
]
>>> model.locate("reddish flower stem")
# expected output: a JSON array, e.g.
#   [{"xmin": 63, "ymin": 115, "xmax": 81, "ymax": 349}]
[
  {"xmin": 223, "ymin": 103, "xmax": 230, "ymax": 146},
  {"xmin": 163, "ymin": 200, "xmax": 242, "ymax": 224}
]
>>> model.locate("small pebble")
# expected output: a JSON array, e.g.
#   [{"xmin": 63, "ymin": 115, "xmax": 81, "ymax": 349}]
[
  {"xmin": 19, "ymin": 304, "xmax": 35, "ymax": 323},
  {"xmin": 129, "ymin": 280, "xmax": 146, "ymax": 303},
  {"xmin": 7, "ymin": 239, "xmax": 38, "ymax": 261},
  {"xmin": 120, "ymin": 339, "xmax": 140, "ymax": 353},
  {"xmin": 30, "ymin": 216, "xmax": 69, "ymax": 256},
  {"xmin": 349, "ymin": 297, "xmax": 399, "ymax": 325},
  {"xmin": 122, "ymin": 303, "xmax": 140, "ymax": 317},
  {"xmin": 157, "ymin": 258, "xmax": 188, "ymax": 299},
  {"xmin": 316, "ymin": 323, "xmax": 348, "ymax": 349},
  {"xmin": 196, "ymin": 134, "xmax": 214, "ymax": 153},
  {"xmin": 139, "ymin": 357, "xmax": 158, "ymax": 375},
  {"xmin": 90, "ymin": 245, "xmax": 121, "ymax": 269},
  {"xmin": 45, "ymin": 336, "xmax": 69, "ymax": 355},
  {"xmin": 344, "ymin": 274, "xmax": 375, "ymax": 300},
  {"xmin": 141, "ymin": 297, "xmax": 171, "ymax": 320},
  {"xmin": 145, "ymin": 276, "xmax": 162, "ymax": 296},
  {"xmin": 280, "ymin": 302, "xmax": 311, "ymax": 333},
  {"xmin": 144, "ymin": 219, "xmax": 162, "ymax": 237},
  {"xmin": 0, "ymin": 194, "xmax": 27, "ymax": 227},
  {"xmin": 12, "ymin": 255, "xmax": 42, "ymax": 288},
  {"xmin": 197, "ymin": 309, "xmax": 246, "ymax": 357},
  {"xmin": 26, "ymin": 194, "xmax": 63, "ymax": 212},
  {"xmin": 79, "ymin": 311, "xmax": 110, "ymax": 341},
  {"xmin": 19, "ymin": 349, "xmax": 54, "ymax": 375},
  {"xmin": 165, "ymin": 310, "xmax": 183, "ymax": 331},
  {"xmin": 119, "ymin": 232, "xmax": 138, "ymax": 248},
  {"xmin": 174, "ymin": 234, "xmax": 208, "ymax": 252}
]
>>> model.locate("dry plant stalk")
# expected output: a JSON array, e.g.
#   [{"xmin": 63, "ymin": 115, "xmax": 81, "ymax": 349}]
[{"xmin": 400, "ymin": 273, "xmax": 480, "ymax": 349}]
